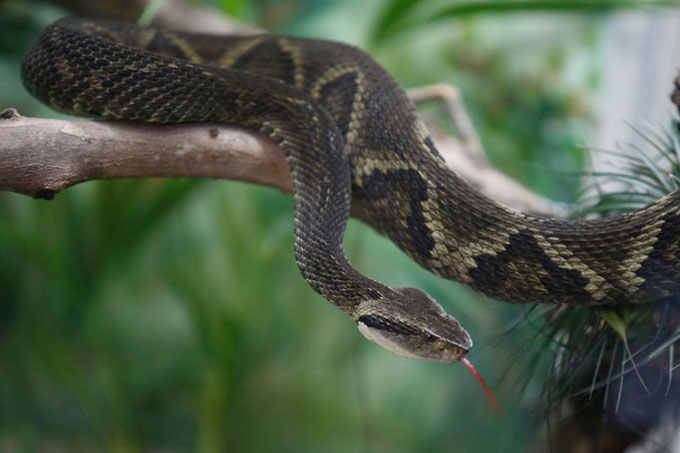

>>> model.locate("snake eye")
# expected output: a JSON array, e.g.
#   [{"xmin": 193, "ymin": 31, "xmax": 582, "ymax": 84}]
[
  {"xmin": 357, "ymin": 315, "xmax": 419, "ymax": 336},
  {"xmin": 424, "ymin": 332, "xmax": 436, "ymax": 342}
]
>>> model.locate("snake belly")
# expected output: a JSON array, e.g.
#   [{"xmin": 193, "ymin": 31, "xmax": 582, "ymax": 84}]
[{"xmin": 21, "ymin": 19, "xmax": 680, "ymax": 348}]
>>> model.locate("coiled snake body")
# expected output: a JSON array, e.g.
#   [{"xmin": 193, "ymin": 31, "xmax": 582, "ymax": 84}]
[{"xmin": 22, "ymin": 18, "xmax": 680, "ymax": 362}]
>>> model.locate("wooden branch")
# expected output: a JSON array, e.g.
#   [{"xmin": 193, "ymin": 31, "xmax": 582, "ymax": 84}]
[
  {"xmin": 0, "ymin": 108, "xmax": 290, "ymax": 199},
  {"xmin": 408, "ymin": 83, "xmax": 486, "ymax": 158},
  {"xmin": 408, "ymin": 83, "xmax": 565, "ymax": 216},
  {"xmin": 425, "ymin": 122, "xmax": 566, "ymax": 217},
  {"xmin": 0, "ymin": 107, "xmax": 564, "ymax": 217}
]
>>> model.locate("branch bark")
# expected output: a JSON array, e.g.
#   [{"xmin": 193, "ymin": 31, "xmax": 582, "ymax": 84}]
[
  {"xmin": 0, "ymin": 108, "xmax": 290, "ymax": 199},
  {"xmin": 0, "ymin": 107, "xmax": 564, "ymax": 216}
]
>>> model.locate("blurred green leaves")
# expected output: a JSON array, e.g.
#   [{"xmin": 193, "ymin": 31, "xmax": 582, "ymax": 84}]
[{"xmin": 372, "ymin": 0, "xmax": 680, "ymax": 44}]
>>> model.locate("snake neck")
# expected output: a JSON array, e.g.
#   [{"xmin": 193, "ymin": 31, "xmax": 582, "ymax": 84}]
[{"xmin": 20, "ymin": 19, "xmax": 389, "ymax": 317}]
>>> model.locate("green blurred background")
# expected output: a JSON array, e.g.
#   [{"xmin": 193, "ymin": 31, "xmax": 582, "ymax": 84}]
[{"xmin": 0, "ymin": 0, "xmax": 677, "ymax": 451}]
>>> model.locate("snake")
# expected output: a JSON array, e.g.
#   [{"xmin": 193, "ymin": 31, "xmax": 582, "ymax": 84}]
[{"xmin": 21, "ymin": 18, "xmax": 680, "ymax": 363}]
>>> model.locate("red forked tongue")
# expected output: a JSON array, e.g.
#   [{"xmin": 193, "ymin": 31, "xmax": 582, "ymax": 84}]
[{"xmin": 461, "ymin": 357, "xmax": 503, "ymax": 415}]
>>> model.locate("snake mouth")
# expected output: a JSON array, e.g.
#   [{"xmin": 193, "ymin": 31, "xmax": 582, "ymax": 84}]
[
  {"xmin": 421, "ymin": 338, "xmax": 469, "ymax": 363},
  {"xmin": 437, "ymin": 343, "xmax": 470, "ymax": 363},
  {"xmin": 356, "ymin": 315, "xmax": 470, "ymax": 363}
]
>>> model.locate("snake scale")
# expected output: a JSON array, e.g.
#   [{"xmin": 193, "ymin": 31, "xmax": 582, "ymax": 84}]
[{"xmin": 21, "ymin": 18, "xmax": 680, "ymax": 362}]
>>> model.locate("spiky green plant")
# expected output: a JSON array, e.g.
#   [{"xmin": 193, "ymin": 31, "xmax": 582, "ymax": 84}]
[{"xmin": 509, "ymin": 118, "xmax": 680, "ymax": 448}]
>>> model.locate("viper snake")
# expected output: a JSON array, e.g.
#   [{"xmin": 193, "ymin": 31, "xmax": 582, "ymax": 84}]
[{"xmin": 21, "ymin": 18, "xmax": 680, "ymax": 362}]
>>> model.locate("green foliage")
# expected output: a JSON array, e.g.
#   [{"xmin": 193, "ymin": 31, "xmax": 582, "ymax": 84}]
[
  {"xmin": 518, "ymin": 122, "xmax": 680, "ymax": 427},
  {"xmin": 372, "ymin": 0, "xmax": 680, "ymax": 44}
]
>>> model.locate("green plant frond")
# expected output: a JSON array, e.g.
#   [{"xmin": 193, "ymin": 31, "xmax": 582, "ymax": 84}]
[
  {"xmin": 600, "ymin": 310, "xmax": 627, "ymax": 338},
  {"xmin": 585, "ymin": 146, "xmax": 646, "ymax": 163},
  {"xmin": 585, "ymin": 171, "xmax": 669, "ymax": 196},
  {"xmin": 666, "ymin": 344, "xmax": 676, "ymax": 396},
  {"xmin": 622, "ymin": 144, "xmax": 679, "ymax": 193},
  {"xmin": 513, "ymin": 120, "xmax": 680, "ymax": 414},
  {"xmin": 646, "ymin": 325, "xmax": 680, "ymax": 362},
  {"xmin": 627, "ymin": 121, "xmax": 680, "ymax": 171},
  {"xmin": 670, "ymin": 122, "xmax": 680, "ymax": 164},
  {"xmin": 589, "ymin": 338, "xmax": 608, "ymax": 400}
]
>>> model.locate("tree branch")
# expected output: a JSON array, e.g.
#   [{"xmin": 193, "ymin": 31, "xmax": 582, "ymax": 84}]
[
  {"xmin": 0, "ymin": 108, "xmax": 290, "ymax": 199},
  {"xmin": 0, "ymin": 107, "xmax": 564, "ymax": 216}
]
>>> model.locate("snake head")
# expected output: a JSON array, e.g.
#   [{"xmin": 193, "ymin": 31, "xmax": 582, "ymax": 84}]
[{"xmin": 354, "ymin": 286, "xmax": 472, "ymax": 363}]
